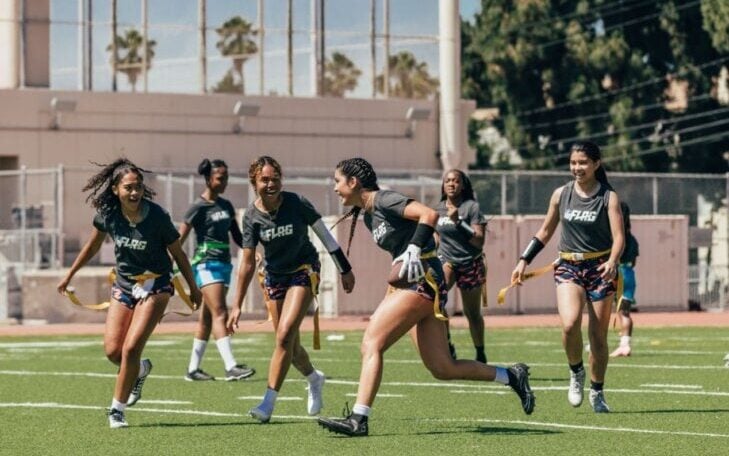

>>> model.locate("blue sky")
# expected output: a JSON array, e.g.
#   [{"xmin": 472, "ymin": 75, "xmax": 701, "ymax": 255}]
[{"xmin": 51, "ymin": 0, "xmax": 482, "ymax": 96}]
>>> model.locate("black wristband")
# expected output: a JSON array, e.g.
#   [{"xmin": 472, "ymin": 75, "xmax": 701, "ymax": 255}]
[
  {"xmin": 455, "ymin": 218, "xmax": 476, "ymax": 238},
  {"xmin": 520, "ymin": 237, "xmax": 544, "ymax": 264},
  {"xmin": 410, "ymin": 223, "xmax": 435, "ymax": 248},
  {"xmin": 331, "ymin": 248, "xmax": 352, "ymax": 274}
]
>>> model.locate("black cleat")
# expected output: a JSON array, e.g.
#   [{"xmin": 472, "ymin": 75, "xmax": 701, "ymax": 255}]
[
  {"xmin": 317, "ymin": 404, "xmax": 368, "ymax": 437},
  {"xmin": 185, "ymin": 368, "xmax": 215, "ymax": 381},
  {"xmin": 507, "ymin": 363, "xmax": 535, "ymax": 415}
]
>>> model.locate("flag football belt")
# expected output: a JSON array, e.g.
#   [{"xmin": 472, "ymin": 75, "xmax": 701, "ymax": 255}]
[
  {"xmin": 497, "ymin": 249, "xmax": 612, "ymax": 305},
  {"xmin": 387, "ymin": 250, "xmax": 447, "ymax": 321},
  {"xmin": 65, "ymin": 268, "xmax": 196, "ymax": 317},
  {"xmin": 191, "ymin": 241, "xmax": 229, "ymax": 265},
  {"xmin": 257, "ymin": 262, "xmax": 322, "ymax": 350}
]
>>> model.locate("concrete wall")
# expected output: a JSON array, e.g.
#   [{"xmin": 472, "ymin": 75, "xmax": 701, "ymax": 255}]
[{"xmin": 0, "ymin": 89, "xmax": 475, "ymax": 254}]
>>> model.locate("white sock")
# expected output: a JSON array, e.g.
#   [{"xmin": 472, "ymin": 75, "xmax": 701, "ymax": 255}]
[
  {"xmin": 352, "ymin": 404, "xmax": 371, "ymax": 417},
  {"xmin": 188, "ymin": 338, "xmax": 207, "ymax": 373},
  {"xmin": 620, "ymin": 335, "xmax": 632, "ymax": 347},
  {"xmin": 494, "ymin": 367, "xmax": 510, "ymax": 385},
  {"xmin": 111, "ymin": 398, "xmax": 126, "ymax": 412},
  {"xmin": 260, "ymin": 387, "xmax": 278, "ymax": 412},
  {"xmin": 215, "ymin": 336, "xmax": 237, "ymax": 371},
  {"xmin": 306, "ymin": 369, "xmax": 323, "ymax": 383}
]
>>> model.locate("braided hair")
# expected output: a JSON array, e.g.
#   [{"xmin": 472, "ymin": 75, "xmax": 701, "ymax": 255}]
[
  {"xmin": 440, "ymin": 169, "xmax": 475, "ymax": 202},
  {"xmin": 332, "ymin": 158, "xmax": 380, "ymax": 255},
  {"xmin": 198, "ymin": 158, "xmax": 228, "ymax": 185},
  {"xmin": 570, "ymin": 141, "xmax": 613, "ymax": 190},
  {"xmin": 82, "ymin": 158, "xmax": 155, "ymax": 215},
  {"xmin": 248, "ymin": 155, "xmax": 282, "ymax": 186}
]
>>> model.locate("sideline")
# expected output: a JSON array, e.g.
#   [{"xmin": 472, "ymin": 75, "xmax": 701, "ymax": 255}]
[{"xmin": 1, "ymin": 311, "xmax": 729, "ymax": 337}]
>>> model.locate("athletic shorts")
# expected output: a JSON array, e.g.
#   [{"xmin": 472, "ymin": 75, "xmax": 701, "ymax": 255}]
[
  {"xmin": 619, "ymin": 263, "xmax": 636, "ymax": 308},
  {"xmin": 554, "ymin": 256, "xmax": 617, "ymax": 302},
  {"xmin": 193, "ymin": 260, "xmax": 233, "ymax": 288},
  {"xmin": 111, "ymin": 275, "xmax": 174, "ymax": 310},
  {"xmin": 443, "ymin": 256, "xmax": 486, "ymax": 290},
  {"xmin": 264, "ymin": 261, "xmax": 320, "ymax": 301},
  {"xmin": 392, "ymin": 257, "xmax": 448, "ymax": 315}
]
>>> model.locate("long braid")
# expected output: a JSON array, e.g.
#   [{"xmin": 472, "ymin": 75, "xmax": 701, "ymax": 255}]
[
  {"xmin": 83, "ymin": 158, "xmax": 154, "ymax": 215},
  {"xmin": 333, "ymin": 157, "xmax": 379, "ymax": 255}
]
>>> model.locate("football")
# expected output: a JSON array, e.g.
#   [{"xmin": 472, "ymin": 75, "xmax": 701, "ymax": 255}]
[{"xmin": 388, "ymin": 260, "xmax": 411, "ymax": 289}]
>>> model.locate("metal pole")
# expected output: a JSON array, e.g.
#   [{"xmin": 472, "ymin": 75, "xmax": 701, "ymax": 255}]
[
  {"xmin": 258, "ymin": 0, "xmax": 265, "ymax": 95},
  {"xmin": 111, "ymin": 0, "xmax": 117, "ymax": 91},
  {"xmin": 370, "ymin": 0, "xmax": 376, "ymax": 98},
  {"xmin": 57, "ymin": 164, "xmax": 65, "ymax": 268},
  {"xmin": 199, "ymin": 0, "xmax": 207, "ymax": 93},
  {"xmin": 19, "ymin": 0, "xmax": 26, "ymax": 87},
  {"xmin": 287, "ymin": 0, "xmax": 293, "ymax": 96},
  {"xmin": 501, "ymin": 173, "xmax": 507, "ymax": 215},
  {"xmin": 725, "ymin": 172, "xmax": 729, "ymax": 310},
  {"xmin": 77, "ymin": 0, "xmax": 85, "ymax": 90},
  {"xmin": 166, "ymin": 172, "xmax": 173, "ymax": 218},
  {"xmin": 87, "ymin": 0, "xmax": 92, "ymax": 90},
  {"xmin": 319, "ymin": 0, "xmax": 325, "ymax": 96},
  {"xmin": 141, "ymin": 0, "xmax": 148, "ymax": 92},
  {"xmin": 19, "ymin": 166, "xmax": 27, "ymax": 265},
  {"xmin": 652, "ymin": 176, "xmax": 658, "ymax": 214},
  {"xmin": 383, "ymin": 0, "xmax": 389, "ymax": 97}
]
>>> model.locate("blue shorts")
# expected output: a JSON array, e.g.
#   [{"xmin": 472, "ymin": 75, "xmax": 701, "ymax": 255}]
[
  {"xmin": 619, "ymin": 263, "xmax": 636, "ymax": 307},
  {"xmin": 194, "ymin": 261, "xmax": 233, "ymax": 288},
  {"xmin": 554, "ymin": 256, "xmax": 617, "ymax": 302}
]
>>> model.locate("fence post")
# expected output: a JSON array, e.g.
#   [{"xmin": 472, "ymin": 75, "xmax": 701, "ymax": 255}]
[
  {"xmin": 725, "ymin": 173, "xmax": 729, "ymax": 310},
  {"xmin": 501, "ymin": 173, "xmax": 507, "ymax": 215},
  {"xmin": 652, "ymin": 176, "xmax": 658, "ymax": 215},
  {"xmin": 56, "ymin": 164, "xmax": 65, "ymax": 268},
  {"xmin": 165, "ymin": 172, "xmax": 173, "ymax": 218},
  {"xmin": 19, "ymin": 165, "xmax": 27, "ymax": 265}
]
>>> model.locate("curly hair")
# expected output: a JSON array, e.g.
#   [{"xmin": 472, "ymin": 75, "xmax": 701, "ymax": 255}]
[
  {"xmin": 440, "ymin": 169, "xmax": 475, "ymax": 202},
  {"xmin": 332, "ymin": 158, "xmax": 380, "ymax": 255},
  {"xmin": 248, "ymin": 155, "xmax": 282, "ymax": 186},
  {"xmin": 82, "ymin": 158, "xmax": 155, "ymax": 215}
]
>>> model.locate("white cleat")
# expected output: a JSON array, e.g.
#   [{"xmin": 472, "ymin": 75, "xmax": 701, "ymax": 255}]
[
  {"xmin": 108, "ymin": 408, "xmax": 128, "ymax": 429},
  {"xmin": 568, "ymin": 368, "xmax": 586, "ymax": 407},
  {"xmin": 307, "ymin": 370, "xmax": 326, "ymax": 415},
  {"xmin": 589, "ymin": 389, "xmax": 611, "ymax": 413}
]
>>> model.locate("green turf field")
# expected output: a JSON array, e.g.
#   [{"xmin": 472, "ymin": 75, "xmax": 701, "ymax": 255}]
[{"xmin": 2, "ymin": 326, "xmax": 728, "ymax": 455}]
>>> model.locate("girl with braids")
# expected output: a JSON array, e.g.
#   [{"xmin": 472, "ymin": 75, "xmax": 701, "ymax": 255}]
[
  {"xmin": 317, "ymin": 158, "xmax": 534, "ymax": 437},
  {"xmin": 178, "ymin": 159, "xmax": 255, "ymax": 382},
  {"xmin": 227, "ymin": 156, "xmax": 355, "ymax": 423},
  {"xmin": 511, "ymin": 141, "xmax": 624, "ymax": 413},
  {"xmin": 435, "ymin": 169, "xmax": 488, "ymax": 363},
  {"xmin": 56, "ymin": 158, "xmax": 202, "ymax": 429}
]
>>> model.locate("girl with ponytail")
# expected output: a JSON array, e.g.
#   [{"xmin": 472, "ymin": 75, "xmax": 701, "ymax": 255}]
[
  {"xmin": 178, "ymin": 158, "xmax": 255, "ymax": 382},
  {"xmin": 510, "ymin": 141, "xmax": 624, "ymax": 414},
  {"xmin": 57, "ymin": 158, "xmax": 202, "ymax": 429},
  {"xmin": 317, "ymin": 158, "xmax": 534, "ymax": 437}
]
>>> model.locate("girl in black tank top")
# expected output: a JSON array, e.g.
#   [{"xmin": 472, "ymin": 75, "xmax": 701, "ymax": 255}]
[{"xmin": 511, "ymin": 142, "xmax": 624, "ymax": 414}]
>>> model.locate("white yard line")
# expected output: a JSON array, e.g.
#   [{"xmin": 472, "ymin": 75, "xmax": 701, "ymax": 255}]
[
  {"xmin": 2, "ymin": 402, "xmax": 728, "ymax": 439},
  {"xmin": 237, "ymin": 396, "xmax": 303, "ymax": 401}
]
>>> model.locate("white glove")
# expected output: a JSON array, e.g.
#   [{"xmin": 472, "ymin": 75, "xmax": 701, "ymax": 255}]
[
  {"xmin": 131, "ymin": 277, "xmax": 155, "ymax": 300},
  {"xmin": 393, "ymin": 244, "xmax": 424, "ymax": 283}
]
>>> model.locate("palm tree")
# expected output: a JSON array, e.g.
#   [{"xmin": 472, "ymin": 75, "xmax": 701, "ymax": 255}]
[
  {"xmin": 107, "ymin": 28, "xmax": 156, "ymax": 92},
  {"xmin": 376, "ymin": 51, "xmax": 439, "ymax": 99},
  {"xmin": 323, "ymin": 52, "xmax": 362, "ymax": 97},
  {"xmin": 215, "ymin": 16, "xmax": 258, "ymax": 94},
  {"xmin": 212, "ymin": 70, "xmax": 242, "ymax": 93}
]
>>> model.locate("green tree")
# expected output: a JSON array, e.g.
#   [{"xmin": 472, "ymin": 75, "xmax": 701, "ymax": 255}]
[
  {"xmin": 212, "ymin": 70, "xmax": 242, "ymax": 94},
  {"xmin": 463, "ymin": 0, "xmax": 728, "ymax": 173},
  {"xmin": 323, "ymin": 52, "xmax": 362, "ymax": 97},
  {"xmin": 215, "ymin": 16, "xmax": 258, "ymax": 94},
  {"xmin": 107, "ymin": 28, "xmax": 156, "ymax": 92},
  {"xmin": 376, "ymin": 51, "xmax": 439, "ymax": 99}
]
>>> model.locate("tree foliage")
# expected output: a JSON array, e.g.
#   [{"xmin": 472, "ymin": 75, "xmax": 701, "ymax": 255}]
[
  {"xmin": 463, "ymin": 0, "xmax": 729, "ymax": 173},
  {"xmin": 215, "ymin": 16, "xmax": 258, "ymax": 94},
  {"xmin": 323, "ymin": 52, "xmax": 362, "ymax": 97},
  {"xmin": 376, "ymin": 51, "xmax": 439, "ymax": 99},
  {"xmin": 107, "ymin": 28, "xmax": 157, "ymax": 93}
]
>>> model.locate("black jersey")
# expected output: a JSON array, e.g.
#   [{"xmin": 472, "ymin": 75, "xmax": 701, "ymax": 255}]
[
  {"xmin": 93, "ymin": 200, "xmax": 180, "ymax": 292},
  {"xmin": 363, "ymin": 190, "xmax": 436, "ymax": 258},
  {"xmin": 184, "ymin": 196, "xmax": 236, "ymax": 264},
  {"xmin": 241, "ymin": 191, "xmax": 320, "ymax": 274},
  {"xmin": 435, "ymin": 199, "xmax": 484, "ymax": 264},
  {"xmin": 557, "ymin": 182, "xmax": 613, "ymax": 253}
]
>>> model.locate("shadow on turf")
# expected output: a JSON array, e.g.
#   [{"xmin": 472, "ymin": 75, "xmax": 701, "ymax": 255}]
[
  {"xmin": 609, "ymin": 408, "xmax": 729, "ymax": 415},
  {"xmin": 135, "ymin": 421, "xmax": 293, "ymax": 429}
]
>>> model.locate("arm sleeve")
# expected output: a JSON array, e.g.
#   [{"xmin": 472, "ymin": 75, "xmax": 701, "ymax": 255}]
[{"xmin": 240, "ymin": 210, "xmax": 259, "ymax": 249}]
